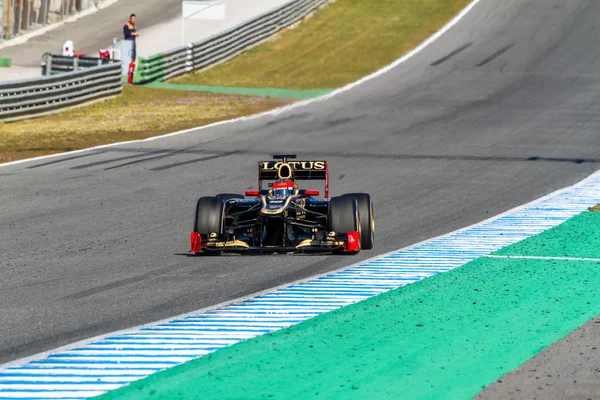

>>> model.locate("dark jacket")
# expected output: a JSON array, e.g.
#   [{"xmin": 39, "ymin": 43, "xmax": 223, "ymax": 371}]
[{"xmin": 123, "ymin": 22, "xmax": 137, "ymax": 41}]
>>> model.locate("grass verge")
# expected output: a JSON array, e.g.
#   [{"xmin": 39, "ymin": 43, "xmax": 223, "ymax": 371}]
[
  {"xmin": 0, "ymin": 87, "xmax": 291, "ymax": 164},
  {"xmin": 171, "ymin": 0, "xmax": 472, "ymax": 89}
]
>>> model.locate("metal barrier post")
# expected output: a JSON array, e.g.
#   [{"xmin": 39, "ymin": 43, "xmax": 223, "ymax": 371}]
[
  {"xmin": 9, "ymin": 0, "xmax": 14, "ymax": 39},
  {"xmin": 16, "ymin": 0, "xmax": 22, "ymax": 35},
  {"xmin": 25, "ymin": 0, "xmax": 31, "ymax": 33},
  {"xmin": 42, "ymin": 0, "xmax": 48, "ymax": 25},
  {"xmin": 0, "ymin": 0, "xmax": 4, "ymax": 43},
  {"xmin": 40, "ymin": 53, "xmax": 52, "ymax": 76}
]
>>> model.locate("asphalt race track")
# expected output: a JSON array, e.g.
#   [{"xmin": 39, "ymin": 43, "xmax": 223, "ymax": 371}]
[
  {"xmin": 1, "ymin": 0, "xmax": 600, "ymax": 396},
  {"xmin": 477, "ymin": 316, "xmax": 600, "ymax": 399}
]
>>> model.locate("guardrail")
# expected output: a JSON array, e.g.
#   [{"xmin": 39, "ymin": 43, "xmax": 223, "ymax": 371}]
[
  {"xmin": 41, "ymin": 53, "xmax": 114, "ymax": 75},
  {"xmin": 134, "ymin": 0, "xmax": 328, "ymax": 84},
  {"xmin": 0, "ymin": 60, "xmax": 122, "ymax": 122}
]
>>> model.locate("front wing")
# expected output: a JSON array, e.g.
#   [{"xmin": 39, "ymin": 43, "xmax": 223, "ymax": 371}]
[{"xmin": 189, "ymin": 231, "xmax": 360, "ymax": 254}]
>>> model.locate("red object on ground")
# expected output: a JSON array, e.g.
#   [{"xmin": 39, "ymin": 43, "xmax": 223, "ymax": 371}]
[
  {"xmin": 189, "ymin": 232, "xmax": 202, "ymax": 253},
  {"xmin": 73, "ymin": 51, "xmax": 85, "ymax": 57},
  {"xmin": 127, "ymin": 61, "xmax": 135, "ymax": 84},
  {"xmin": 345, "ymin": 231, "xmax": 360, "ymax": 252},
  {"xmin": 98, "ymin": 49, "xmax": 110, "ymax": 59}
]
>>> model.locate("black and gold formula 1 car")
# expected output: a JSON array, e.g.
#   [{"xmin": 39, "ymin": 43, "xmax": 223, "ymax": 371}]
[{"xmin": 189, "ymin": 154, "xmax": 374, "ymax": 255}]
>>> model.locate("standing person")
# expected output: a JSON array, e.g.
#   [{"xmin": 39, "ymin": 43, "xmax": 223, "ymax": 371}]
[{"xmin": 123, "ymin": 13, "xmax": 139, "ymax": 61}]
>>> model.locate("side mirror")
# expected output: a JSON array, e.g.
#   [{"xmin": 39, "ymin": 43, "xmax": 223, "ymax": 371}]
[{"xmin": 245, "ymin": 190, "xmax": 260, "ymax": 197}]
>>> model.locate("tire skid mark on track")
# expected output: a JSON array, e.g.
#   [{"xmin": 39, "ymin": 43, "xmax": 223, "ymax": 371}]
[
  {"xmin": 148, "ymin": 151, "xmax": 241, "ymax": 172},
  {"xmin": 69, "ymin": 151, "xmax": 168, "ymax": 170},
  {"xmin": 0, "ymin": 171, "xmax": 599, "ymax": 399},
  {"xmin": 476, "ymin": 43, "xmax": 515, "ymax": 67},
  {"xmin": 430, "ymin": 41, "xmax": 474, "ymax": 66},
  {"xmin": 102, "ymin": 150, "xmax": 187, "ymax": 171},
  {"xmin": 26, "ymin": 152, "xmax": 106, "ymax": 169},
  {"xmin": 61, "ymin": 148, "xmax": 600, "ymax": 172}
]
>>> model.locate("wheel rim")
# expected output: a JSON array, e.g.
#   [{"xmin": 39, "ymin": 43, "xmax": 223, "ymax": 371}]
[
  {"xmin": 356, "ymin": 207, "xmax": 362, "ymax": 239},
  {"xmin": 370, "ymin": 199, "xmax": 375, "ymax": 241}
]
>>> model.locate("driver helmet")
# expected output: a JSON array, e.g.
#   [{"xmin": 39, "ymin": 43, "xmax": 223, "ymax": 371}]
[{"xmin": 272, "ymin": 180, "xmax": 296, "ymax": 197}]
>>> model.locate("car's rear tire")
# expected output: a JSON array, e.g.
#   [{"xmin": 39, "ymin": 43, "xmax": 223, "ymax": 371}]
[
  {"xmin": 215, "ymin": 193, "xmax": 244, "ymax": 202},
  {"xmin": 328, "ymin": 195, "xmax": 360, "ymax": 253},
  {"xmin": 343, "ymin": 193, "xmax": 374, "ymax": 249},
  {"xmin": 194, "ymin": 197, "xmax": 225, "ymax": 255}
]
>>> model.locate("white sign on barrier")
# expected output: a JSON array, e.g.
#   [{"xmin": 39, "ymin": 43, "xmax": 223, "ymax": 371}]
[{"xmin": 182, "ymin": 1, "xmax": 226, "ymax": 44}]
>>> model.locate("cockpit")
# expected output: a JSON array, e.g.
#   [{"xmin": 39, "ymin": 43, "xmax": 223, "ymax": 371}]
[{"xmin": 272, "ymin": 180, "xmax": 297, "ymax": 198}]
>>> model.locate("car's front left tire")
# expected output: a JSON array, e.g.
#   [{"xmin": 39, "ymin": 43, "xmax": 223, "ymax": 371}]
[
  {"xmin": 343, "ymin": 193, "xmax": 374, "ymax": 249},
  {"xmin": 194, "ymin": 196, "xmax": 225, "ymax": 255}
]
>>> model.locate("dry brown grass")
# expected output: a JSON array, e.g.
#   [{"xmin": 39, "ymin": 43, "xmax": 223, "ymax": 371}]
[
  {"xmin": 0, "ymin": 86, "xmax": 291, "ymax": 163},
  {"xmin": 589, "ymin": 204, "xmax": 600, "ymax": 212}
]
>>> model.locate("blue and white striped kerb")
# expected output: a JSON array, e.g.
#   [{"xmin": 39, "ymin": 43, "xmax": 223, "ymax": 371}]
[{"xmin": 2, "ymin": 171, "xmax": 600, "ymax": 399}]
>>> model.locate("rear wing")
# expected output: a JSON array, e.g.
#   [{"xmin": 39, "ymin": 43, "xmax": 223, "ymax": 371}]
[{"xmin": 257, "ymin": 160, "xmax": 329, "ymax": 198}]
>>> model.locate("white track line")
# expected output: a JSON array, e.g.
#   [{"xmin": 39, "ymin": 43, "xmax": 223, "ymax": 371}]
[
  {"xmin": 0, "ymin": 0, "xmax": 483, "ymax": 169},
  {"xmin": 484, "ymin": 255, "xmax": 600, "ymax": 262}
]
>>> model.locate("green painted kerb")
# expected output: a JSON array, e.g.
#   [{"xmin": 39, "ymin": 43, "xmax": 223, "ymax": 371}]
[
  {"xmin": 144, "ymin": 82, "xmax": 334, "ymax": 99},
  {"xmin": 0, "ymin": 58, "xmax": 11, "ymax": 68},
  {"xmin": 98, "ymin": 212, "xmax": 600, "ymax": 400}
]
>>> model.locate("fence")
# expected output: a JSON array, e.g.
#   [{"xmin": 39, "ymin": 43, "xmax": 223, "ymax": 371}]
[
  {"xmin": 134, "ymin": 0, "xmax": 329, "ymax": 84},
  {"xmin": 1, "ymin": 0, "xmax": 108, "ymax": 43},
  {"xmin": 0, "ymin": 56, "xmax": 122, "ymax": 121},
  {"xmin": 41, "ymin": 52, "xmax": 113, "ymax": 75}
]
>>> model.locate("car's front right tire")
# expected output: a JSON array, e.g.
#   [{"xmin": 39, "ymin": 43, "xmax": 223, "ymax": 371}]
[{"xmin": 343, "ymin": 193, "xmax": 374, "ymax": 249}]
